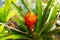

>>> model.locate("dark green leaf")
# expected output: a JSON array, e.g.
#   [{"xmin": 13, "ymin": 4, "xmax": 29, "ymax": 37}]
[
  {"xmin": 39, "ymin": 19, "xmax": 56, "ymax": 36},
  {"xmin": 10, "ymin": 29, "xmax": 33, "ymax": 39},
  {"xmin": 14, "ymin": 18, "xmax": 29, "ymax": 34}
]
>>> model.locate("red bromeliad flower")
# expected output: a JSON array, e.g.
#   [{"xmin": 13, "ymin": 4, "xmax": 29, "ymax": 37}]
[{"xmin": 24, "ymin": 12, "xmax": 37, "ymax": 32}]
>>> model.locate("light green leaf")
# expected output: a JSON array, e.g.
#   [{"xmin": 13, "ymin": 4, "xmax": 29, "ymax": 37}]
[
  {"xmin": 6, "ymin": 10, "xmax": 16, "ymax": 22},
  {"xmin": 50, "ymin": 5, "xmax": 57, "ymax": 21},
  {"xmin": 0, "ymin": 34, "xmax": 30, "ymax": 40},
  {"xmin": 27, "ymin": 0, "xmax": 33, "ymax": 9},
  {"xmin": 11, "ymin": 2, "xmax": 24, "ymax": 22},
  {"xmin": 0, "ymin": 24, "xmax": 4, "ymax": 33},
  {"xmin": 11, "ymin": 0, "xmax": 16, "ymax": 3},
  {"xmin": 0, "ymin": 33, "xmax": 8, "ymax": 37},
  {"xmin": 4, "ymin": 0, "xmax": 11, "ymax": 22},
  {"xmin": 0, "ymin": 0, "xmax": 12, "ymax": 23},
  {"xmin": 0, "ymin": 8, "xmax": 4, "ymax": 22}
]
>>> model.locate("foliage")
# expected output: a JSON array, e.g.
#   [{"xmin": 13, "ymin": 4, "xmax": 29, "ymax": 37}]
[{"xmin": 0, "ymin": 0, "xmax": 60, "ymax": 40}]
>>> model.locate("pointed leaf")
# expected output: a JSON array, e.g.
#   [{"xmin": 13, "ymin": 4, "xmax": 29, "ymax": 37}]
[
  {"xmin": 11, "ymin": 2, "xmax": 24, "ymax": 22},
  {"xmin": 42, "ymin": 0, "xmax": 54, "ymax": 25},
  {"xmin": 35, "ymin": 0, "xmax": 42, "ymax": 34}
]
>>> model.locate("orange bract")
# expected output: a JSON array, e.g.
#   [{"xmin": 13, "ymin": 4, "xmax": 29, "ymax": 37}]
[{"xmin": 24, "ymin": 12, "xmax": 37, "ymax": 27}]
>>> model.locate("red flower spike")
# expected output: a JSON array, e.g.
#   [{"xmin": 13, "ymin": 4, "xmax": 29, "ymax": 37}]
[
  {"xmin": 24, "ymin": 12, "xmax": 37, "ymax": 33},
  {"xmin": 24, "ymin": 12, "xmax": 37, "ymax": 27}
]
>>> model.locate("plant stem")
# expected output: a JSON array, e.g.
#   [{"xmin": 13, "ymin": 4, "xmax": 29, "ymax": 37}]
[
  {"xmin": 0, "ymin": 22, "xmax": 24, "ymax": 34},
  {"xmin": 0, "ymin": 22, "xmax": 33, "ymax": 39}
]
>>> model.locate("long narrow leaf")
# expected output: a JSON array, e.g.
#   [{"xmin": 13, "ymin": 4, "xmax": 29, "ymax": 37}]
[
  {"xmin": 35, "ymin": 0, "xmax": 42, "ymax": 34},
  {"xmin": 39, "ymin": 19, "xmax": 57, "ymax": 36},
  {"xmin": 42, "ymin": 0, "xmax": 54, "ymax": 25},
  {"xmin": 19, "ymin": 0, "xmax": 31, "ymax": 13},
  {"xmin": 49, "ymin": 5, "xmax": 57, "ymax": 21},
  {"xmin": 0, "ymin": 34, "xmax": 30, "ymax": 40},
  {"xmin": 0, "ymin": 0, "xmax": 11, "ymax": 23},
  {"xmin": 6, "ymin": 10, "xmax": 16, "ymax": 22},
  {"xmin": 11, "ymin": 2, "xmax": 24, "ymax": 22},
  {"xmin": 4, "ymin": 0, "xmax": 11, "ymax": 22},
  {"xmin": 46, "ymin": 29, "xmax": 60, "ymax": 38},
  {"xmin": 14, "ymin": 18, "xmax": 29, "ymax": 34},
  {"xmin": 0, "ymin": 8, "xmax": 4, "ymax": 22}
]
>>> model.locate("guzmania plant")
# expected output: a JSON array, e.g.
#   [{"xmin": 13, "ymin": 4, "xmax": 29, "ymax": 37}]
[{"xmin": 0, "ymin": 0, "xmax": 60, "ymax": 40}]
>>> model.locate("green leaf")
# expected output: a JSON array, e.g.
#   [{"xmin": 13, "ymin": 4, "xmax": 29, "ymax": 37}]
[
  {"xmin": 50, "ymin": 5, "xmax": 57, "ymax": 21},
  {"xmin": 0, "ymin": 34, "xmax": 30, "ymax": 40},
  {"xmin": 0, "ymin": 0, "xmax": 12, "ymax": 23},
  {"xmin": 19, "ymin": 0, "xmax": 27, "ymax": 13},
  {"xmin": 45, "ymin": 29, "xmax": 60, "ymax": 38},
  {"xmin": 10, "ymin": 29, "xmax": 33, "ymax": 39},
  {"xmin": 0, "ymin": 24, "xmax": 4, "ymax": 33},
  {"xmin": 0, "ymin": 8, "xmax": 5, "ymax": 22},
  {"xmin": 11, "ymin": 2, "xmax": 24, "ymax": 22},
  {"xmin": 14, "ymin": 18, "xmax": 29, "ymax": 34},
  {"xmin": 0, "ymin": 28, "xmax": 32, "ymax": 40},
  {"xmin": 44, "ymin": 38, "xmax": 55, "ymax": 40},
  {"xmin": 0, "ymin": 33, "xmax": 8, "ymax": 37},
  {"xmin": 42, "ymin": 0, "xmax": 54, "ymax": 25},
  {"xmin": 6, "ymin": 10, "xmax": 16, "ymax": 22},
  {"xmin": 0, "ymin": 30, "xmax": 8, "ymax": 37},
  {"xmin": 4, "ymin": 0, "xmax": 11, "ymax": 22},
  {"xmin": 35, "ymin": 0, "xmax": 42, "ymax": 34},
  {"xmin": 11, "ymin": 0, "xmax": 16, "ymax": 3},
  {"xmin": 19, "ymin": 0, "xmax": 32, "ymax": 12},
  {"xmin": 27, "ymin": 0, "xmax": 34, "ymax": 10},
  {"xmin": 39, "ymin": 19, "xmax": 56, "ymax": 36}
]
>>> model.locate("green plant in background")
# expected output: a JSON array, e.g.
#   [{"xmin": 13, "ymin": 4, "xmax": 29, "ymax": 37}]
[
  {"xmin": 0, "ymin": 0, "xmax": 60, "ymax": 40},
  {"xmin": 0, "ymin": 0, "xmax": 16, "ymax": 39}
]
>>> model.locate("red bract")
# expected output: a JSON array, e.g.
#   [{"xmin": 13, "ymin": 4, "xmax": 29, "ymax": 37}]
[{"xmin": 24, "ymin": 12, "xmax": 37, "ymax": 27}]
